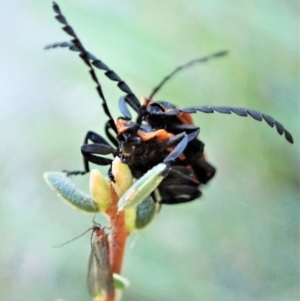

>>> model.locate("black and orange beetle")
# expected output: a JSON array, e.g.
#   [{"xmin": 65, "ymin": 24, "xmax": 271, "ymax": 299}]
[{"xmin": 46, "ymin": 2, "xmax": 294, "ymax": 206}]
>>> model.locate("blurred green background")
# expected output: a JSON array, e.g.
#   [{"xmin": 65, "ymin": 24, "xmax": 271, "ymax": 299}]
[{"xmin": 0, "ymin": 0, "xmax": 299, "ymax": 300}]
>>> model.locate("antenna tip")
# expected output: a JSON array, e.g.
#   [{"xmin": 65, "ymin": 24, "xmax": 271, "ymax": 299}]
[{"xmin": 215, "ymin": 50, "xmax": 229, "ymax": 57}]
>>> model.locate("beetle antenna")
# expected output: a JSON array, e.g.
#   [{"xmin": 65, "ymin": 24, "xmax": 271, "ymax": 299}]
[
  {"xmin": 132, "ymin": 50, "xmax": 228, "ymax": 134},
  {"xmin": 51, "ymin": 2, "xmax": 117, "ymax": 133},
  {"xmin": 45, "ymin": 41, "xmax": 141, "ymax": 113},
  {"xmin": 161, "ymin": 105, "xmax": 294, "ymax": 144},
  {"xmin": 148, "ymin": 50, "xmax": 228, "ymax": 100}
]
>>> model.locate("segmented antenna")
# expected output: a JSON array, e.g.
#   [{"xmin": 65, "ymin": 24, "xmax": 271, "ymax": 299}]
[
  {"xmin": 157, "ymin": 105, "xmax": 294, "ymax": 143},
  {"xmin": 148, "ymin": 50, "xmax": 228, "ymax": 100},
  {"xmin": 51, "ymin": 2, "xmax": 117, "ymax": 133},
  {"xmin": 45, "ymin": 41, "xmax": 140, "ymax": 112},
  {"xmin": 132, "ymin": 51, "xmax": 228, "ymax": 138}
]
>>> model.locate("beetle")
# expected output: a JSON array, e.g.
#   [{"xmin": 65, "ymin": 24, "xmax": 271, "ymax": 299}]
[{"xmin": 46, "ymin": 2, "xmax": 294, "ymax": 205}]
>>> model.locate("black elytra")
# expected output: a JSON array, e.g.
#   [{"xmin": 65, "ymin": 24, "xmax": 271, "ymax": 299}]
[{"xmin": 46, "ymin": 2, "xmax": 294, "ymax": 205}]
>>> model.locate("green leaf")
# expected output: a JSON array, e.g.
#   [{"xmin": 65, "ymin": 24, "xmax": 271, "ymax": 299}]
[
  {"xmin": 43, "ymin": 172, "xmax": 99, "ymax": 213},
  {"xmin": 118, "ymin": 163, "xmax": 167, "ymax": 211},
  {"xmin": 135, "ymin": 196, "xmax": 159, "ymax": 229}
]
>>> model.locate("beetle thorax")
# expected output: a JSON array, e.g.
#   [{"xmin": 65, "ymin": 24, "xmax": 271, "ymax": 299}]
[{"xmin": 118, "ymin": 131, "xmax": 169, "ymax": 178}]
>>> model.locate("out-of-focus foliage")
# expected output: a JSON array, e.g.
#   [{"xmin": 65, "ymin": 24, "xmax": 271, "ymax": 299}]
[{"xmin": 0, "ymin": 0, "xmax": 298, "ymax": 301}]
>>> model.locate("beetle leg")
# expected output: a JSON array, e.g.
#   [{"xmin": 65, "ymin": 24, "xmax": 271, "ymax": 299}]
[
  {"xmin": 64, "ymin": 131, "xmax": 116, "ymax": 176},
  {"xmin": 159, "ymin": 184, "xmax": 201, "ymax": 204},
  {"xmin": 190, "ymin": 156, "xmax": 216, "ymax": 184},
  {"xmin": 118, "ymin": 95, "xmax": 142, "ymax": 119},
  {"xmin": 163, "ymin": 133, "xmax": 188, "ymax": 163},
  {"xmin": 169, "ymin": 123, "xmax": 199, "ymax": 134},
  {"xmin": 81, "ymin": 144, "xmax": 116, "ymax": 171},
  {"xmin": 166, "ymin": 168, "xmax": 199, "ymax": 186},
  {"xmin": 105, "ymin": 122, "xmax": 119, "ymax": 147},
  {"xmin": 84, "ymin": 131, "xmax": 112, "ymax": 145},
  {"xmin": 161, "ymin": 132, "xmax": 185, "ymax": 149}
]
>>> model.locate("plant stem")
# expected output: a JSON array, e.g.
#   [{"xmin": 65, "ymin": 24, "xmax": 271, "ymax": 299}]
[{"xmin": 102, "ymin": 183, "xmax": 129, "ymax": 301}]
